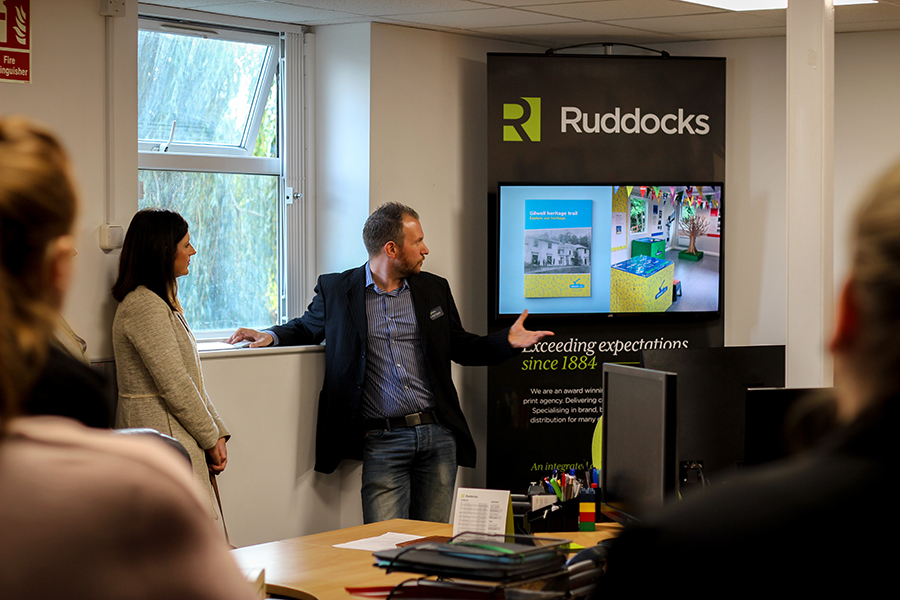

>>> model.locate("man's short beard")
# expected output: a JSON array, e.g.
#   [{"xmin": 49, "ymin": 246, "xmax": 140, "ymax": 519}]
[{"xmin": 396, "ymin": 258, "xmax": 421, "ymax": 277}]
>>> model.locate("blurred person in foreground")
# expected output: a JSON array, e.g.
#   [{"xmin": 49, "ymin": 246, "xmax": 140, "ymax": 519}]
[
  {"xmin": 0, "ymin": 116, "xmax": 255, "ymax": 599},
  {"xmin": 112, "ymin": 208, "xmax": 231, "ymax": 530},
  {"xmin": 599, "ymin": 162, "xmax": 900, "ymax": 595}
]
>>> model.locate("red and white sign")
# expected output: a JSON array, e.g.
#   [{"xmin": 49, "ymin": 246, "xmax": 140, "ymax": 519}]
[{"xmin": 1, "ymin": 0, "xmax": 30, "ymax": 84}]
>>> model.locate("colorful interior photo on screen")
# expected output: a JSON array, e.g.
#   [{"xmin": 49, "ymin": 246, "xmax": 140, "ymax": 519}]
[{"xmin": 496, "ymin": 183, "xmax": 723, "ymax": 318}]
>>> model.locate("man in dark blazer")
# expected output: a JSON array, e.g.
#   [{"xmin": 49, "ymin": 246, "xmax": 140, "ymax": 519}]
[{"xmin": 230, "ymin": 203, "xmax": 551, "ymax": 522}]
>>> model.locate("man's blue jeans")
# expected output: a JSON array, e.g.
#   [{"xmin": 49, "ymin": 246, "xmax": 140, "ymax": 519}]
[{"xmin": 361, "ymin": 422, "xmax": 457, "ymax": 524}]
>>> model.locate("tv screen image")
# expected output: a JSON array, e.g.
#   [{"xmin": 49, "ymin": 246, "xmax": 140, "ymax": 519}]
[{"xmin": 496, "ymin": 183, "xmax": 723, "ymax": 319}]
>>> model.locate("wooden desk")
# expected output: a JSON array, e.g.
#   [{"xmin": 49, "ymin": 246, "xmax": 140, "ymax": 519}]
[{"xmin": 231, "ymin": 519, "xmax": 622, "ymax": 600}]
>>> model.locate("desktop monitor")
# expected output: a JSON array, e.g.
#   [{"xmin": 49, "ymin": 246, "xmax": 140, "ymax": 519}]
[
  {"xmin": 601, "ymin": 363, "xmax": 678, "ymax": 526},
  {"xmin": 744, "ymin": 387, "xmax": 835, "ymax": 466},
  {"xmin": 640, "ymin": 345, "xmax": 786, "ymax": 483}
]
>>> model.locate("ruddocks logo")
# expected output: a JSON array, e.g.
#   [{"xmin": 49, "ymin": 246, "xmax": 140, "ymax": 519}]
[
  {"xmin": 501, "ymin": 98, "xmax": 711, "ymax": 139},
  {"xmin": 561, "ymin": 106, "xmax": 710, "ymax": 136},
  {"xmin": 503, "ymin": 97, "xmax": 541, "ymax": 142}
]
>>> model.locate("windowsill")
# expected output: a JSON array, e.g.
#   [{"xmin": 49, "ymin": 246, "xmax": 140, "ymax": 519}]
[{"xmin": 198, "ymin": 343, "xmax": 324, "ymax": 359}]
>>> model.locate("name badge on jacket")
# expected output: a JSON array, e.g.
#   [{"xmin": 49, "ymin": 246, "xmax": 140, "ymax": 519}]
[{"xmin": 430, "ymin": 306, "xmax": 444, "ymax": 320}]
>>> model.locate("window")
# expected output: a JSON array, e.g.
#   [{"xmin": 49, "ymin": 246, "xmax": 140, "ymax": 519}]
[
  {"xmin": 137, "ymin": 17, "xmax": 304, "ymax": 336},
  {"xmin": 630, "ymin": 196, "xmax": 646, "ymax": 234}
]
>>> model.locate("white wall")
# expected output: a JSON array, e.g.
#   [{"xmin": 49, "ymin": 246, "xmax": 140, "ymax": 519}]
[
  {"xmin": 201, "ymin": 347, "xmax": 332, "ymax": 545},
  {"xmin": 833, "ymin": 30, "xmax": 900, "ymax": 284},
  {"xmin": 0, "ymin": 0, "xmax": 137, "ymax": 360},
  {"xmin": 313, "ymin": 23, "xmax": 372, "ymax": 277}
]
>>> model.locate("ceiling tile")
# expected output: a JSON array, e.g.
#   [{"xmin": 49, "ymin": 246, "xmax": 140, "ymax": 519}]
[
  {"xmin": 390, "ymin": 7, "xmax": 577, "ymax": 28},
  {"xmin": 514, "ymin": 0, "xmax": 725, "ymax": 21},
  {"xmin": 139, "ymin": 0, "xmax": 900, "ymax": 45},
  {"xmin": 179, "ymin": 1, "xmax": 362, "ymax": 24}
]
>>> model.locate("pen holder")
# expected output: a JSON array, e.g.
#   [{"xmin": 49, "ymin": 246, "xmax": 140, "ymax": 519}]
[
  {"xmin": 525, "ymin": 497, "xmax": 579, "ymax": 533},
  {"xmin": 524, "ymin": 490, "xmax": 600, "ymax": 533}
]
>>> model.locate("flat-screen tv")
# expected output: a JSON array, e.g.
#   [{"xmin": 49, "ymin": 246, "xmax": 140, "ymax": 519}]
[{"xmin": 493, "ymin": 183, "xmax": 723, "ymax": 320}]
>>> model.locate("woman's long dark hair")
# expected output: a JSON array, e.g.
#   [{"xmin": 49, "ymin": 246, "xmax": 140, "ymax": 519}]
[{"xmin": 112, "ymin": 208, "xmax": 189, "ymax": 312}]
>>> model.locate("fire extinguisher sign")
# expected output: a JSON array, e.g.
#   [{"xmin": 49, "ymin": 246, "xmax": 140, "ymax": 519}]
[{"xmin": 1, "ymin": 0, "xmax": 30, "ymax": 84}]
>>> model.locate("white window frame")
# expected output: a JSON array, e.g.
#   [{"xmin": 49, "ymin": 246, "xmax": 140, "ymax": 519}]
[{"xmin": 137, "ymin": 6, "xmax": 311, "ymax": 340}]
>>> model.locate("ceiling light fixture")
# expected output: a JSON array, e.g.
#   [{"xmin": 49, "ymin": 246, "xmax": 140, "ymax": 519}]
[{"xmin": 682, "ymin": 0, "xmax": 875, "ymax": 10}]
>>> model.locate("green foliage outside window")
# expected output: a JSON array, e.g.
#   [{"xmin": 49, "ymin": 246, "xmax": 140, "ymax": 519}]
[
  {"xmin": 630, "ymin": 197, "xmax": 646, "ymax": 234},
  {"xmin": 138, "ymin": 30, "xmax": 271, "ymax": 147},
  {"xmin": 253, "ymin": 79, "xmax": 278, "ymax": 158},
  {"xmin": 138, "ymin": 171, "xmax": 278, "ymax": 331}
]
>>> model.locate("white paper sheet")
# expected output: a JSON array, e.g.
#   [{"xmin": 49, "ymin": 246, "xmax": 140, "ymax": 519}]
[{"xmin": 332, "ymin": 532, "xmax": 425, "ymax": 551}]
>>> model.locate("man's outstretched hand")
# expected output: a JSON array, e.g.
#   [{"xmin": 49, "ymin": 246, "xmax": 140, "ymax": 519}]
[
  {"xmin": 508, "ymin": 309, "xmax": 554, "ymax": 348},
  {"xmin": 227, "ymin": 327, "xmax": 274, "ymax": 348}
]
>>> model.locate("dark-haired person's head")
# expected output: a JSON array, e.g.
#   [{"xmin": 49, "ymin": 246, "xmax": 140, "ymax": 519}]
[
  {"xmin": 362, "ymin": 202, "xmax": 419, "ymax": 257},
  {"xmin": 832, "ymin": 158, "xmax": 900, "ymax": 418},
  {"xmin": 0, "ymin": 116, "xmax": 78, "ymax": 421},
  {"xmin": 112, "ymin": 209, "xmax": 191, "ymax": 312}
]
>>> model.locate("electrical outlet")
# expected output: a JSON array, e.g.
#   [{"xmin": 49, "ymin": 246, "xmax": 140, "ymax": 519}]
[
  {"xmin": 679, "ymin": 460, "xmax": 704, "ymax": 484},
  {"xmin": 100, "ymin": 0, "xmax": 126, "ymax": 18}
]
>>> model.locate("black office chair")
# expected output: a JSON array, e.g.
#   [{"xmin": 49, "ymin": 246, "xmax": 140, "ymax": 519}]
[
  {"xmin": 112, "ymin": 427, "xmax": 192, "ymax": 465},
  {"xmin": 564, "ymin": 544, "xmax": 609, "ymax": 599}
]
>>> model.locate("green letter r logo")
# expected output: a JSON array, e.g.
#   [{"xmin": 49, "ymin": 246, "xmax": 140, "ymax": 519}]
[{"xmin": 503, "ymin": 97, "xmax": 541, "ymax": 142}]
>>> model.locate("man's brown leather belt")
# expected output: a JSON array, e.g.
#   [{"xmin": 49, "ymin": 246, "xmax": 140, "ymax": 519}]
[{"xmin": 363, "ymin": 411, "xmax": 436, "ymax": 431}]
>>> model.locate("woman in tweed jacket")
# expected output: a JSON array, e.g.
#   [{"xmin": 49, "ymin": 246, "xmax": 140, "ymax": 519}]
[{"xmin": 112, "ymin": 209, "xmax": 230, "ymax": 525}]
